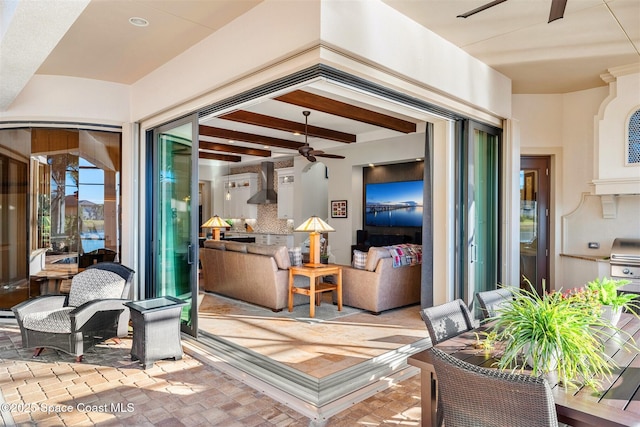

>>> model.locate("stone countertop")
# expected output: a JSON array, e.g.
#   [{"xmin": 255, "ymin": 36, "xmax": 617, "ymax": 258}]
[{"xmin": 560, "ymin": 253, "xmax": 610, "ymax": 263}]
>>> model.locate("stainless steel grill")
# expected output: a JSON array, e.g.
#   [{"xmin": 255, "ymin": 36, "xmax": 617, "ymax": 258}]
[{"xmin": 610, "ymin": 238, "xmax": 640, "ymax": 293}]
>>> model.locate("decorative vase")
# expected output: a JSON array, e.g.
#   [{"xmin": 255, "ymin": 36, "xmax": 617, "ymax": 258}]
[
  {"xmin": 601, "ymin": 305, "xmax": 622, "ymax": 325},
  {"xmin": 523, "ymin": 342, "xmax": 558, "ymax": 372}
]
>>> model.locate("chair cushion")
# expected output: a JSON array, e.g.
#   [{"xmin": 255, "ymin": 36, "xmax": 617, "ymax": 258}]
[
  {"xmin": 68, "ymin": 269, "xmax": 126, "ymax": 307},
  {"xmin": 22, "ymin": 308, "xmax": 74, "ymax": 333}
]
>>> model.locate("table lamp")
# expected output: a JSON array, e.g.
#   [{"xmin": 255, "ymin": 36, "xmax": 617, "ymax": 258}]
[
  {"xmin": 295, "ymin": 216, "xmax": 334, "ymax": 267},
  {"xmin": 201, "ymin": 215, "xmax": 229, "ymax": 241}
]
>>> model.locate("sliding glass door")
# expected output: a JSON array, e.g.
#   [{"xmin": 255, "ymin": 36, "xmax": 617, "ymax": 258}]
[
  {"xmin": 151, "ymin": 115, "xmax": 199, "ymax": 336},
  {"xmin": 457, "ymin": 120, "xmax": 501, "ymax": 312}
]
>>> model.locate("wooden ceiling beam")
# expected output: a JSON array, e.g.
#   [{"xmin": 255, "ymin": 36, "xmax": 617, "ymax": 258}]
[
  {"xmin": 219, "ymin": 110, "xmax": 356, "ymax": 143},
  {"xmin": 199, "ymin": 125, "xmax": 303, "ymax": 150},
  {"xmin": 198, "ymin": 151, "xmax": 242, "ymax": 162},
  {"xmin": 275, "ymin": 90, "xmax": 417, "ymax": 134},
  {"xmin": 199, "ymin": 141, "xmax": 271, "ymax": 157}
]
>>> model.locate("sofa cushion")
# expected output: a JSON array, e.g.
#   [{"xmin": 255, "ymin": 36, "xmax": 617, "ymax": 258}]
[
  {"xmin": 365, "ymin": 246, "xmax": 391, "ymax": 271},
  {"xmin": 204, "ymin": 240, "xmax": 226, "ymax": 250},
  {"xmin": 352, "ymin": 250, "xmax": 367, "ymax": 269},
  {"xmin": 224, "ymin": 241, "xmax": 247, "ymax": 253},
  {"xmin": 289, "ymin": 247, "xmax": 303, "ymax": 266},
  {"xmin": 246, "ymin": 244, "xmax": 291, "ymax": 270}
]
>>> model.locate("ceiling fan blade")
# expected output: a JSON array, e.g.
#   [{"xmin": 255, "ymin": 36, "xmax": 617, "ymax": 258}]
[
  {"xmin": 548, "ymin": 0, "xmax": 567, "ymax": 23},
  {"xmin": 457, "ymin": 0, "xmax": 508, "ymax": 18},
  {"xmin": 317, "ymin": 153, "xmax": 345, "ymax": 159}
]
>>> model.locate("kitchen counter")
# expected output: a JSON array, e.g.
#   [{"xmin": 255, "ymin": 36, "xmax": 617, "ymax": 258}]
[
  {"xmin": 560, "ymin": 253, "xmax": 610, "ymax": 263},
  {"xmin": 560, "ymin": 253, "xmax": 611, "ymax": 288},
  {"xmin": 224, "ymin": 232, "xmax": 294, "ymax": 248}
]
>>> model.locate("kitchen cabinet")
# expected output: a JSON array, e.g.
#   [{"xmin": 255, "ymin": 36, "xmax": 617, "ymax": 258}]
[
  {"xmin": 222, "ymin": 173, "xmax": 257, "ymax": 219},
  {"xmin": 277, "ymin": 167, "xmax": 294, "ymax": 219}
]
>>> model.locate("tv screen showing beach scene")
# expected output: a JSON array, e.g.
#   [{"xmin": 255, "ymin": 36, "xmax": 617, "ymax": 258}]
[{"xmin": 365, "ymin": 180, "xmax": 423, "ymax": 227}]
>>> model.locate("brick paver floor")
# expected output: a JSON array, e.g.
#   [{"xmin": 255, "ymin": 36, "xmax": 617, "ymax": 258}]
[{"xmin": 0, "ymin": 325, "xmax": 421, "ymax": 426}]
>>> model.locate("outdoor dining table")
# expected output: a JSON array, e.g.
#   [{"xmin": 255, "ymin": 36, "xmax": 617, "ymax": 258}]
[{"xmin": 407, "ymin": 312, "xmax": 640, "ymax": 427}]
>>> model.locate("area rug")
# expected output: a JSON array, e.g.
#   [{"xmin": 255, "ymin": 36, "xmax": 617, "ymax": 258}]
[{"xmin": 198, "ymin": 292, "xmax": 364, "ymax": 323}]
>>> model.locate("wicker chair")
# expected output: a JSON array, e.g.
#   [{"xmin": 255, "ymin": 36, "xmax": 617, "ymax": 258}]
[
  {"xmin": 428, "ymin": 347, "xmax": 558, "ymax": 427},
  {"xmin": 12, "ymin": 262, "xmax": 134, "ymax": 362},
  {"xmin": 475, "ymin": 287, "xmax": 514, "ymax": 321},
  {"xmin": 420, "ymin": 299, "xmax": 474, "ymax": 345}
]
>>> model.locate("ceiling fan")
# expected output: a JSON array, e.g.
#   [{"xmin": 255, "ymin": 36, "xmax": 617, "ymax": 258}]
[
  {"xmin": 457, "ymin": 0, "xmax": 568, "ymax": 23},
  {"xmin": 298, "ymin": 111, "xmax": 345, "ymax": 162}
]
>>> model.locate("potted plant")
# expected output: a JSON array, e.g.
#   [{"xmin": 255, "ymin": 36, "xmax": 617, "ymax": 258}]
[
  {"xmin": 492, "ymin": 279, "xmax": 627, "ymax": 389},
  {"xmin": 585, "ymin": 277, "xmax": 639, "ymax": 325}
]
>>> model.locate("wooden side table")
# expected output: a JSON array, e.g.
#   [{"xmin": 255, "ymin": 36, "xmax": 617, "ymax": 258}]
[
  {"xmin": 288, "ymin": 265, "xmax": 342, "ymax": 318},
  {"xmin": 124, "ymin": 296, "xmax": 187, "ymax": 369}
]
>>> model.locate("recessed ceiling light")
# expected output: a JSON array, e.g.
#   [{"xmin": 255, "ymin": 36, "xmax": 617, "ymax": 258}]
[
  {"xmin": 129, "ymin": 17, "xmax": 149, "ymax": 27},
  {"xmin": 416, "ymin": 158, "xmax": 423, "ymax": 161},
  {"xmin": 368, "ymin": 163, "xmax": 374, "ymax": 167}
]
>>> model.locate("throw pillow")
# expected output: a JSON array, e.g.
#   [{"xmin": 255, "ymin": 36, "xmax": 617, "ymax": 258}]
[
  {"xmin": 289, "ymin": 247, "xmax": 303, "ymax": 266},
  {"xmin": 365, "ymin": 246, "xmax": 391, "ymax": 271},
  {"xmin": 352, "ymin": 250, "xmax": 367, "ymax": 269}
]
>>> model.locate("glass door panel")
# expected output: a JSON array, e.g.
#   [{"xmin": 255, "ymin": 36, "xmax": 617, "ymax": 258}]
[
  {"xmin": 153, "ymin": 116, "xmax": 198, "ymax": 336},
  {"xmin": 458, "ymin": 121, "xmax": 501, "ymax": 315}
]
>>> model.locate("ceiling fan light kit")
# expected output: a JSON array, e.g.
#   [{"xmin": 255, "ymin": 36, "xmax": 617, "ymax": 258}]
[{"xmin": 298, "ymin": 110, "xmax": 345, "ymax": 163}]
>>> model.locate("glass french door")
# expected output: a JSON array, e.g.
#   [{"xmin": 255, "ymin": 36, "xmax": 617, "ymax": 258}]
[
  {"xmin": 151, "ymin": 115, "xmax": 199, "ymax": 336},
  {"xmin": 457, "ymin": 120, "xmax": 501, "ymax": 313}
]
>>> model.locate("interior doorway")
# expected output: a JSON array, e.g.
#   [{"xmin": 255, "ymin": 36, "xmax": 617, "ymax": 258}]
[{"xmin": 519, "ymin": 156, "xmax": 551, "ymax": 295}]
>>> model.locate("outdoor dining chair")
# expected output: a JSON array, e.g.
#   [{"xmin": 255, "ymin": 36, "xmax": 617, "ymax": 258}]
[
  {"xmin": 428, "ymin": 347, "xmax": 558, "ymax": 427},
  {"xmin": 475, "ymin": 287, "xmax": 514, "ymax": 321},
  {"xmin": 12, "ymin": 262, "xmax": 134, "ymax": 362},
  {"xmin": 420, "ymin": 299, "xmax": 475, "ymax": 345}
]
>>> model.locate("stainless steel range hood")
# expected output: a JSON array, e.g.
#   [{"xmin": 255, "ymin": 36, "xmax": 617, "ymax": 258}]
[{"xmin": 247, "ymin": 162, "xmax": 278, "ymax": 204}]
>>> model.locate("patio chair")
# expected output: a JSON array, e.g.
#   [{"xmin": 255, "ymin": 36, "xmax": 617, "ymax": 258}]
[
  {"xmin": 12, "ymin": 262, "xmax": 134, "ymax": 362},
  {"xmin": 420, "ymin": 299, "xmax": 474, "ymax": 345},
  {"xmin": 475, "ymin": 287, "xmax": 514, "ymax": 321},
  {"xmin": 428, "ymin": 347, "xmax": 558, "ymax": 427}
]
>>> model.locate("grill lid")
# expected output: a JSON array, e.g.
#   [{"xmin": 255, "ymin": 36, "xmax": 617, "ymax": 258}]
[{"xmin": 610, "ymin": 238, "xmax": 640, "ymax": 266}]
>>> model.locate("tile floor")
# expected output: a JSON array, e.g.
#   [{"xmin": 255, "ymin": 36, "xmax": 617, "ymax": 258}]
[
  {"xmin": 197, "ymin": 293, "xmax": 429, "ymax": 377},
  {"xmin": 0, "ymin": 297, "xmax": 425, "ymax": 426}
]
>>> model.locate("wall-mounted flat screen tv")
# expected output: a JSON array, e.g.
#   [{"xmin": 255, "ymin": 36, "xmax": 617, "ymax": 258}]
[{"xmin": 365, "ymin": 180, "xmax": 423, "ymax": 227}]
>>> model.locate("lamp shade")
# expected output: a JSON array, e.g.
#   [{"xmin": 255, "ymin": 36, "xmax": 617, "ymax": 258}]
[
  {"xmin": 201, "ymin": 215, "xmax": 229, "ymax": 229},
  {"xmin": 294, "ymin": 216, "xmax": 335, "ymax": 233}
]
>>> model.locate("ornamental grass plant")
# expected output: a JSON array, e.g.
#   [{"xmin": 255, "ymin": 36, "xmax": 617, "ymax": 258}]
[
  {"xmin": 586, "ymin": 277, "xmax": 639, "ymax": 314},
  {"xmin": 492, "ymin": 279, "xmax": 634, "ymax": 389}
]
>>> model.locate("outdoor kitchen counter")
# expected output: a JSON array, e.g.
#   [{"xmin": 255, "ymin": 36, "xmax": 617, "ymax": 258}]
[{"xmin": 560, "ymin": 254, "xmax": 611, "ymax": 288}]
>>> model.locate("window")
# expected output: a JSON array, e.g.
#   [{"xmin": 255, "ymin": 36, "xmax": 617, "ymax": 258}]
[
  {"xmin": 628, "ymin": 109, "xmax": 640, "ymax": 164},
  {"xmin": 0, "ymin": 127, "xmax": 122, "ymax": 307}
]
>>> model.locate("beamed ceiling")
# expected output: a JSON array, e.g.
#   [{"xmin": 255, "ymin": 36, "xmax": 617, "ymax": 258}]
[{"xmin": 197, "ymin": 88, "xmax": 421, "ymax": 164}]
